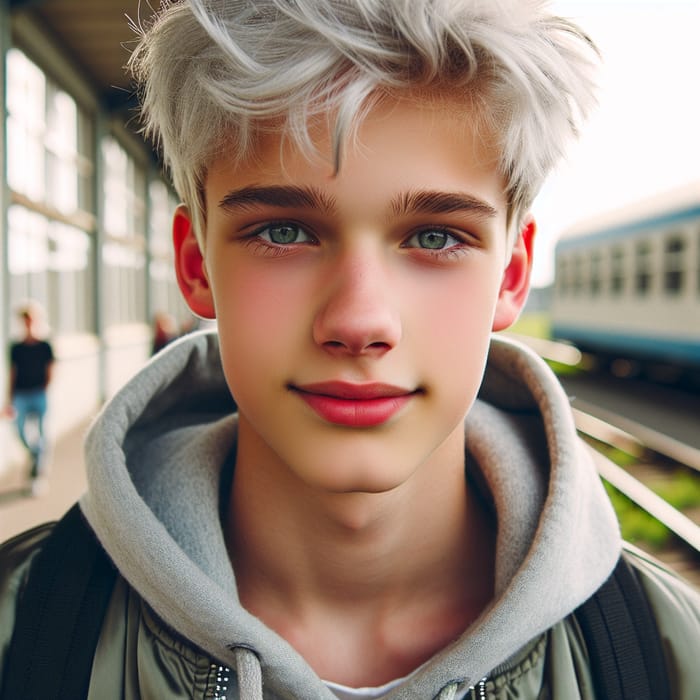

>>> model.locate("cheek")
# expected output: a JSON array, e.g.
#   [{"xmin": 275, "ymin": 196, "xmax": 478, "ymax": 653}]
[
  {"xmin": 410, "ymin": 269, "xmax": 500, "ymax": 405},
  {"xmin": 212, "ymin": 264, "xmax": 309, "ymax": 375},
  {"xmin": 410, "ymin": 266, "xmax": 501, "ymax": 345}
]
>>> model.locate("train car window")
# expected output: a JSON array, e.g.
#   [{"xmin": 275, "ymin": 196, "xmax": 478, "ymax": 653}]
[
  {"xmin": 573, "ymin": 254, "xmax": 584, "ymax": 296},
  {"xmin": 610, "ymin": 246, "xmax": 625, "ymax": 296},
  {"xmin": 556, "ymin": 256, "xmax": 568, "ymax": 296},
  {"xmin": 590, "ymin": 251, "xmax": 602, "ymax": 296},
  {"xmin": 635, "ymin": 241, "xmax": 653, "ymax": 296},
  {"xmin": 663, "ymin": 235, "xmax": 685, "ymax": 295}
]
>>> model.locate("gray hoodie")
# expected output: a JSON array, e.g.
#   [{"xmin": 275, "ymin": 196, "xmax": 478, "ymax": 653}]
[{"xmin": 79, "ymin": 331, "xmax": 622, "ymax": 699}]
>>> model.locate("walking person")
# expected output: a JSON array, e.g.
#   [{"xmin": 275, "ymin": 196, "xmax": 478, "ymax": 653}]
[{"xmin": 3, "ymin": 302, "xmax": 54, "ymax": 495}]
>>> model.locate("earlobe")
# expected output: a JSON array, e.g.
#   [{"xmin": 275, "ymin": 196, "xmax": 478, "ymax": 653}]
[
  {"xmin": 173, "ymin": 205, "xmax": 216, "ymax": 319},
  {"xmin": 492, "ymin": 216, "xmax": 536, "ymax": 332}
]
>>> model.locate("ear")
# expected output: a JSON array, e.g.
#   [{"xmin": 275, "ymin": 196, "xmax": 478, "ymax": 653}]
[
  {"xmin": 492, "ymin": 216, "xmax": 536, "ymax": 332},
  {"xmin": 173, "ymin": 205, "xmax": 216, "ymax": 319}
]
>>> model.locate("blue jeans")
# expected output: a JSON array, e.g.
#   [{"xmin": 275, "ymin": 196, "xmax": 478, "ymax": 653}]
[{"xmin": 12, "ymin": 389, "xmax": 48, "ymax": 478}]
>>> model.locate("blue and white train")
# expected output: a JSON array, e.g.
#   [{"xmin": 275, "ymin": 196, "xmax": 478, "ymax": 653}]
[{"xmin": 550, "ymin": 183, "xmax": 700, "ymax": 374}]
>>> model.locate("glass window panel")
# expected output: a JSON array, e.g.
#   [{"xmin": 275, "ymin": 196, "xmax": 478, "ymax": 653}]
[
  {"xmin": 610, "ymin": 247, "xmax": 625, "ymax": 296},
  {"xmin": 102, "ymin": 138, "xmax": 130, "ymax": 237},
  {"xmin": 47, "ymin": 222, "xmax": 94, "ymax": 334},
  {"xmin": 663, "ymin": 235, "xmax": 685, "ymax": 295},
  {"xmin": 7, "ymin": 49, "xmax": 82, "ymax": 212},
  {"xmin": 635, "ymin": 241, "xmax": 652, "ymax": 295},
  {"xmin": 7, "ymin": 206, "xmax": 50, "ymax": 316},
  {"xmin": 102, "ymin": 241, "xmax": 147, "ymax": 327},
  {"xmin": 7, "ymin": 206, "xmax": 94, "ymax": 335},
  {"xmin": 46, "ymin": 87, "xmax": 79, "ymax": 213},
  {"xmin": 148, "ymin": 180, "xmax": 172, "ymax": 257}
]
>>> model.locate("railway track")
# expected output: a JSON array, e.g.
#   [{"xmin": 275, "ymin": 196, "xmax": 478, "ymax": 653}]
[
  {"xmin": 574, "ymin": 405, "xmax": 700, "ymax": 588},
  {"xmin": 506, "ymin": 332, "xmax": 700, "ymax": 588}
]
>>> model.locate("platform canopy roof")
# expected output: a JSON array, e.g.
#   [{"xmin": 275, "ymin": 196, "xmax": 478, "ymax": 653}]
[{"xmin": 9, "ymin": 0, "xmax": 159, "ymax": 114}]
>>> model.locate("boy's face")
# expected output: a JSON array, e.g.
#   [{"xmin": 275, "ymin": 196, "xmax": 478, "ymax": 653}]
[{"xmin": 175, "ymin": 93, "xmax": 533, "ymax": 495}]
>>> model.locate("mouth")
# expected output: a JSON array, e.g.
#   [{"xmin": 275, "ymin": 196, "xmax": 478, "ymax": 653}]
[{"xmin": 290, "ymin": 381, "xmax": 419, "ymax": 428}]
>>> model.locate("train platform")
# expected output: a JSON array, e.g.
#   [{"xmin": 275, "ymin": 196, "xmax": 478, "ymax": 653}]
[{"xmin": 0, "ymin": 418, "xmax": 91, "ymax": 543}]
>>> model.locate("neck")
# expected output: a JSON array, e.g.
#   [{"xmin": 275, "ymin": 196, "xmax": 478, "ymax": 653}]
[{"xmin": 225, "ymin": 422, "xmax": 495, "ymax": 686}]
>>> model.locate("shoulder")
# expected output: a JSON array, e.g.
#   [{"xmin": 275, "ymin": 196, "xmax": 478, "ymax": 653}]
[
  {"xmin": 546, "ymin": 549, "xmax": 700, "ymax": 699},
  {"xmin": 0, "ymin": 524, "xmax": 55, "ymax": 662},
  {"xmin": 624, "ymin": 543, "xmax": 700, "ymax": 622},
  {"xmin": 624, "ymin": 544, "xmax": 700, "ymax": 697},
  {"xmin": 33, "ymin": 340, "xmax": 54, "ymax": 359},
  {"xmin": 0, "ymin": 522, "xmax": 54, "ymax": 592}
]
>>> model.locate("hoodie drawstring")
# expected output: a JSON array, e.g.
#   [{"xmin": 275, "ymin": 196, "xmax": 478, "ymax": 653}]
[
  {"xmin": 233, "ymin": 646, "xmax": 264, "ymax": 700},
  {"xmin": 230, "ymin": 648, "xmax": 482, "ymax": 700}
]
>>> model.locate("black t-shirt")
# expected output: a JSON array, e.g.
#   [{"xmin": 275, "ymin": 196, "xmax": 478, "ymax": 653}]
[{"xmin": 10, "ymin": 340, "xmax": 55, "ymax": 391}]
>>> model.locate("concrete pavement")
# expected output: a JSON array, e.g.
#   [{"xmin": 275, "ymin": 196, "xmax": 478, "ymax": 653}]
[{"xmin": 0, "ymin": 418, "xmax": 91, "ymax": 543}]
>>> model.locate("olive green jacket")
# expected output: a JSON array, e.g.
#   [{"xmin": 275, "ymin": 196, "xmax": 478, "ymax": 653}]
[
  {"xmin": 1, "ymin": 532, "xmax": 698, "ymax": 698},
  {"xmin": 1, "ymin": 333, "xmax": 699, "ymax": 698}
]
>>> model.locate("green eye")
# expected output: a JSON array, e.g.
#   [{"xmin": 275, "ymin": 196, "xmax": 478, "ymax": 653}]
[
  {"xmin": 269, "ymin": 224, "xmax": 301, "ymax": 244},
  {"xmin": 417, "ymin": 230, "xmax": 449, "ymax": 249},
  {"xmin": 258, "ymin": 223, "xmax": 312, "ymax": 245},
  {"xmin": 404, "ymin": 229, "xmax": 460, "ymax": 250}
]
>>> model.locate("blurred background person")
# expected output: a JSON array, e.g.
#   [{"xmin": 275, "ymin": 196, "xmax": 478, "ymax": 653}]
[
  {"xmin": 2, "ymin": 301, "xmax": 54, "ymax": 495},
  {"xmin": 151, "ymin": 311, "xmax": 179, "ymax": 355}
]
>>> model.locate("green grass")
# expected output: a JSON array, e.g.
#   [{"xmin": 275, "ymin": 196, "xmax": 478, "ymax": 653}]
[
  {"xmin": 584, "ymin": 434, "xmax": 700, "ymax": 550},
  {"xmin": 508, "ymin": 313, "xmax": 583, "ymax": 376},
  {"xmin": 603, "ymin": 471, "xmax": 700, "ymax": 550},
  {"xmin": 604, "ymin": 482, "xmax": 672, "ymax": 549},
  {"xmin": 509, "ymin": 312, "xmax": 551, "ymax": 340},
  {"xmin": 654, "ymin": 471, "xmax": 700, "ymax": 511}
]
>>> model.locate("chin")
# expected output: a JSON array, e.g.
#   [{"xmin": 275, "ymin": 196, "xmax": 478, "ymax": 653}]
[{"xmin": 304, "ymin": 464, "xmax": 410, "ymax": 497}]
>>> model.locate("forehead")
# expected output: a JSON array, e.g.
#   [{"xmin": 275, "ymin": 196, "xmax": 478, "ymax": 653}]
[{"xmin": 205, "ymin": 91, "xmax": 507, "ymax": 216}]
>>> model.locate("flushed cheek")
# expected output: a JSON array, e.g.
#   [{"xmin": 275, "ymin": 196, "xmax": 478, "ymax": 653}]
[
  {"xmin": 411, "ymin": 276, "xmax": 498, "ymax": 407},
  {"xmin": 410, "ymin": 270, "xmax": 499, "ymax": 347},
  {"xmin": 212, "ymin": 257, "xmax": 309, "ymax": 338},
  {"xmin": 212, "ymin": 272, "xmax": 313, "ymax": 411}
]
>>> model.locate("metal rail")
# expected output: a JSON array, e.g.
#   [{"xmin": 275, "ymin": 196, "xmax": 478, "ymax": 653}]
[
  {"xmin": 574, "ymin": 407, "xmax": 700, "ymax": 554},
  {"xmin": 503, "ymin": 332, "xmax": 700, "ymax": 553},
  {"xmin": 573, "ymin": 400, "xmax": 700, "ymax": 473}
]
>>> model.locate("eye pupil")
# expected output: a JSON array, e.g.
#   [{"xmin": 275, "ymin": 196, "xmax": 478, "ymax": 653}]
[
  {"xmin": 419, "ymin": 230, "xmax": 448, "ymax": 249},
  {"xmin": 269, "ymin": 225, "xmax": 298, "ymax": 244}
]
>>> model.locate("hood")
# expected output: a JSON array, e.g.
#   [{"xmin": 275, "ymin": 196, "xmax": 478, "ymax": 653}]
[{"xmin": 80, "ymin": 331, "xmax": 621, "ymax": 699}]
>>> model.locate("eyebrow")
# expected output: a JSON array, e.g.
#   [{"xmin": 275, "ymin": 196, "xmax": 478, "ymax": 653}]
[
  {"xmin": 391, "ymin": 190, "xmax": 499, "ymax": 220},
  {"xmin": 218, "ymin": 185, "xmax": 337, "ymax": 214}
]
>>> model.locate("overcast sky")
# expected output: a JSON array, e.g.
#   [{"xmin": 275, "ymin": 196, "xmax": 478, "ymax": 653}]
[{"xmin": 530, "ymin": 0, "xmax": 700, "ymax": 286}]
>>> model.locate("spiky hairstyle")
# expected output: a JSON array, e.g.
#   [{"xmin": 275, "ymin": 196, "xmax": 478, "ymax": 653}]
[{"xmin": 129, "ymin": 0, "xmax": 598, "ymax": 242}]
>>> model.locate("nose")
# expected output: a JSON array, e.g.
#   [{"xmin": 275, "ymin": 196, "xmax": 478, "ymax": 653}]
[{"xmin": 312, "ymin": 250, "xmax": 401, "ymax": 358}]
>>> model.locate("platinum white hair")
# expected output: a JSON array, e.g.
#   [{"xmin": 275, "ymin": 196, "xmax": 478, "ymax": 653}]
[{"xmin": 129, "ymin": 0, "xmax": 599, "ymax": 242}]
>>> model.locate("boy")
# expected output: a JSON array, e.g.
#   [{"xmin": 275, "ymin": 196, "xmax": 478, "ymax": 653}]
[{"xmin": 2, "ymin": 1, "xmax": 699, "ymax": 698}]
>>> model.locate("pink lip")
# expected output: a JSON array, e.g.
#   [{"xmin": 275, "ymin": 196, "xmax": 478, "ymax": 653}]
[{"xmin": 291, "ymin": 381, "xmax": 417, "ymax": 427}]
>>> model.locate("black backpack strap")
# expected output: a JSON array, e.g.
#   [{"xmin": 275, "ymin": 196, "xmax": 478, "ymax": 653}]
[
  {"xmin": 574, "ymin": 554, "xmax": 670, "ymax": 700},
  {"xmin": 1, "ymin": 503, "xmax": 117, "ymax": 700}
]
